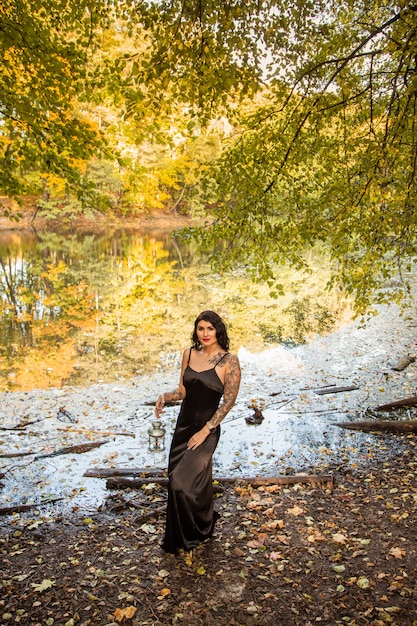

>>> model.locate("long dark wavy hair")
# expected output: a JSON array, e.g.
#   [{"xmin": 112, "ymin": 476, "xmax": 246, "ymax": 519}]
[{"xmin": 191, "ymin": 310, "xmax": 230, "ymax": 351}]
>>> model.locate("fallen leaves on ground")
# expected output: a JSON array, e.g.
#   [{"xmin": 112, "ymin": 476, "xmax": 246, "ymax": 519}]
[{"xmin": 1, "ymin": 439, "xmax": 417, "ymax": 625}]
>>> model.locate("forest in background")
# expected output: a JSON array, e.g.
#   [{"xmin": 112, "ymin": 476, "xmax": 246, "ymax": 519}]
[{"xmin": 1, "ymin": 0, "xmax": 416, "ymax": 313}]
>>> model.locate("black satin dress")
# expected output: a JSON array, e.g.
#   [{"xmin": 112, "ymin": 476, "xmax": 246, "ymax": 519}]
[{"xmin": 162, "ymin": 351, "xmax": 227, "ymax": 554}]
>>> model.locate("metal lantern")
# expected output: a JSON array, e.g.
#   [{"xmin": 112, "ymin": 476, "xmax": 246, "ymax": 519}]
[{"xmin": 148, "ymin": 420, "xmax": 166, "ymax": 452}]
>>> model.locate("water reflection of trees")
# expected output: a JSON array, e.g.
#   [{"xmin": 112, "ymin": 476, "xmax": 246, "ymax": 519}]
[
  {"xmin": 0, "ymin": 231, "xmax": 351, "ymax": 391},
  {"xmin": 0, "ymin": 232, "xmax": 185, "ymax": 389}
]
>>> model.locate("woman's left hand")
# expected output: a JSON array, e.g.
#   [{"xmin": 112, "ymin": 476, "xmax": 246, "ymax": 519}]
[{"xmin": 187, "ymin": 426, "xmax": 210, "ymax": 450}]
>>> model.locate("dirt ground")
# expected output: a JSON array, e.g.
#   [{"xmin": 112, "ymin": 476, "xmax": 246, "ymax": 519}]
[{"xmin": 1, "ymin": 437, "xmax": 417, "ymax": 626}]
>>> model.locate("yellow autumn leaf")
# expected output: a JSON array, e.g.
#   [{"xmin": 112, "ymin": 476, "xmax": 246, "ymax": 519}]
[
  {"xmin": 197, "ymin": 566, "xmax": 206, "ymax": 575},
  {"xmin": 332, "ymin": 533, "xmax": 348, "ymax": 544},
  {"xmin": 114, "ymin": 606, "xmax": 137, "ymax": 621},
  {"xmin": 286, "ymin": 505, "xmax": 304, "ymax": 516},
  {"xmin": 160, "ymin": 588, "xmax": 171, "ymax": 597},
  {"xmin": 264, "ymin": 506, "xmax": 276, "ymax": 518},
  {"xmin": 389, "ymin": 546, "xmax": 406, "ymax": 559},
  {"xmin": 265, "ymin": 485, "xmax": 281, "ymax": 493}
]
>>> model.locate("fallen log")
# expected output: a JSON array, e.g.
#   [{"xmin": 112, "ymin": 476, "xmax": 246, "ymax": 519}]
[
  {"xmin": 34, "ymin": 440, "xmax": 109, "ymax": 460},
  {"xmin": 105, "ymin": 474, "xmax": 333, "ymax": 490},
  {"xmin": 0, "ymin": 498, "xmax": 63, "ymax": 516},
  {"xmin": 334, "ymin": 420, "xmax": 417, "ymax": 433},
  {"xmin": 314, "ymin": 385, "xmax": 359, "ymax": 395},
  {"xmin": 375, "ymin": 396, "xmax": 417, "ymax": 411},
  {"xmin": 84, "ymin": 468, "xmax": 166, "ymax": 478}
]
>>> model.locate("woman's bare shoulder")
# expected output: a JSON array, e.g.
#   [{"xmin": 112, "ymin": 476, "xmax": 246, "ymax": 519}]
[
  {"xmin": 225, "ymin": 352, "xmax": 240, "ymax": 367},
  {"xmin": 180, "ymin": 346, "xmax": 192, "ymax": 362}
]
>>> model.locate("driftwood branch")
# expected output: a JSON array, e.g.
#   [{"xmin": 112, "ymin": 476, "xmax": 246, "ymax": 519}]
[
  {"xmin": 314, "ymin": 385, "xmax": 359, "ymax": 395},
  {"xmin": 334, "ymin": 420, "xmax": 417, "ymax": 433},
  {"xmin": 104, "ymin": 494, "xmax": 167, "ymax": 522},
  {"xmin": 34, "ymin": 440, "xmax": 109, "ymax": 460},
  {"xmin": 84, "ymin": 468, "xmax": 166, "ymax": 478},
  {"xmin": 143, "ymin": 400, "xmax": 181, "ymax": 407},
  {"xmin": 0, "ymin": 498, "xmax": 64, "ymax": 516},
  {"xmin": 375, "ymin": 396, "xmax": 417, "ymax": 411},
  {"xmin": 0, "ymin": 451, "xmax": 36, "ymax": 458},
  {"xmin": 58, "ymin": 428, "xmax": 135, "ymax": 438},
  {"xmin": 0, "ymin": 419, "xmax": 42, "ymax": 431},
  {"xmin": 135, "ymin": 506, "xmax": 167, "ymax": 523}
]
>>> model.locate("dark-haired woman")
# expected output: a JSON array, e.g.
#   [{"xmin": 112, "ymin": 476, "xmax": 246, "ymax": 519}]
[{"xmin": 155, "ymin": 310, "xmax": 241, "ymax": 555}]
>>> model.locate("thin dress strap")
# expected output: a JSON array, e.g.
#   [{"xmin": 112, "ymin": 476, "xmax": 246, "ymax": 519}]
[
  {"xmin": 215, "ymin": 352, "xmax": 229, "ymax": 367},
  {"xmin": 187, "ymin": 347, "xmax": 193, "ymax": 365}
]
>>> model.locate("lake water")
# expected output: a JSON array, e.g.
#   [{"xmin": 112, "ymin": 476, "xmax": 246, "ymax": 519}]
[{"xmin": 0, "ymin": 227, "xmax": 351, "ymax": 392}]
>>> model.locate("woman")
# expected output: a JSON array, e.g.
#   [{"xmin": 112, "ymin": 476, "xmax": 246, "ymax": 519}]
[{"xmin": 155, "ymin": 310, "xmax": 241, "ymax": 555}]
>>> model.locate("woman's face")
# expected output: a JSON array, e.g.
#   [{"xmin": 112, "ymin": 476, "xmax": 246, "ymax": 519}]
[{"xmin": 196, "ymin": 320, "xmax": 218, "ymax": 348}]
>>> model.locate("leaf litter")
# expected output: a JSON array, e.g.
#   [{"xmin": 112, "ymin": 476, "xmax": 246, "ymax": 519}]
[{"xmin": 0, "ymin": 297, "xmax": 417, "ymax": 624}]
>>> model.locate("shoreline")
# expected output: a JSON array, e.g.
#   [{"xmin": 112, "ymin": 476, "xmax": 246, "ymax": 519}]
[{"xmin": 0, "ymin": 197, "xmax": 196, "ymax": 234}]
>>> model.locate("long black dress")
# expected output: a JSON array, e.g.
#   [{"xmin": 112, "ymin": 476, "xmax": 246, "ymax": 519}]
[{"xmin": 162, "ymin": 350, "xmax": 227, "ymax": 554}]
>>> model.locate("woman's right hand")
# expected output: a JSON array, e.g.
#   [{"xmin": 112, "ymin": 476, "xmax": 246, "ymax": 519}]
[{"xmin": 155, "ymin": 394, "xmax": 165, "ymax": 417}]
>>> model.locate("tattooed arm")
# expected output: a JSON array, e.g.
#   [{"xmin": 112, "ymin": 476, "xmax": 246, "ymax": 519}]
[
  {"xmin": 155, "ymin": 349, "xmax": 188, "ymax": 417},
  {"xmin": 187, "ymin": 353, "xmax": 241, "ymax": 450},
  {"xmin": 206, "ymin": 354, "xmax": 241, "ymax": 429}
]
